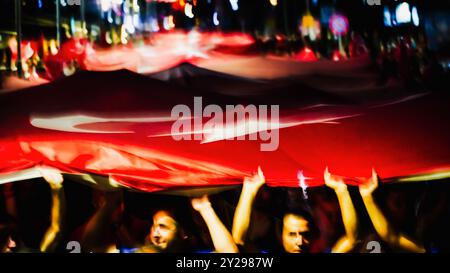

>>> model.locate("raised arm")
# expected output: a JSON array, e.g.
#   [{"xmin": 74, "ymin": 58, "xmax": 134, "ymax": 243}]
[
  {"xmin": 39, "ymin": 166, "xmax": 66, "ymax": 253},
  {"xmin": 81, "ymin": 176, "xmax": 123, "ymax": 253},
  {"xmin": 192, "ymin": 195, "xmax": 239, "ymax": 253},
  {"xmin": 81, "ymin": 190, "xmax": 123, "ymax": 253},
  {"xmin": 324, "ymin": 168, "xmax": 359, "ymax": 253},
  {"xmin": 359, "ymin": 169, "xmax": 425, "ymax": 253},
  {"xmin": 232, "ymin": 167, "xmax": 265, "ymax": 246}
]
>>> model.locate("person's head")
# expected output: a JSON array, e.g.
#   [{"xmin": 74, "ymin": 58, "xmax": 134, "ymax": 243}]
[
  {"xmin": 281, "ymin": 212, "xmax": 313, "ymax": 253},
  {"xmin": 149, "ymin": 209, "xmax": 185, "ymax": 251}
]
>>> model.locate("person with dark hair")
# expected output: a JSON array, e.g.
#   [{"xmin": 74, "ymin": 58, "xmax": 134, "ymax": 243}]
[
  {"xmin": 232, "ymin": 167, "xmax": 359, "ymax": 253},
  {"xmin": 277, "ymin": 207, "xmax": 317, "ymax": 253},
  {"xmin": 79, "ymin": 175, "xmax": 238, "ymax": 253},
  {"xmin": 134, "ymin": 194, "xmax": 238, "ymax": 253}
]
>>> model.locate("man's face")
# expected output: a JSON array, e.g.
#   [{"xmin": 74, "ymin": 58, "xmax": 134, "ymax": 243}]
[
  {"xmin": 150, "ymin": 211, "xmax": 179, "ymax": 250},
  {"xmin": 282, "ymin": 214, "xmax": 311, "ymax": 253}
]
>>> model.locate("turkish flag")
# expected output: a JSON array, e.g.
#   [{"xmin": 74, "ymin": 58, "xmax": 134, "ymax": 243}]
[{"xmin": 1, "ymin": 64, "xmax": 449, "ymax": 192}]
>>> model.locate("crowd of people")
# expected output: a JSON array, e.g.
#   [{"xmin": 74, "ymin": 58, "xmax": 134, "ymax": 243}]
[{"xmin": 1, "ymin": 166, "xmax": 449, "ymax": 253}]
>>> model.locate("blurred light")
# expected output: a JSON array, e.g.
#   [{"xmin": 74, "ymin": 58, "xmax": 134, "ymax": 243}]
[
  {"xmin": 395, "ymin": 2, "xmax": 411, "ymax": 24},
  {"xmin": 329, "ymin": 14, "xmax": 349, "ymax": 36},
  {"xmin": 163, "ymin": 16, "xmax": 175, "ymax": 30},
  {"xmin": 124, "ymin": 15, "xmax": 135, "ymax": 33},
  {"xmin": 295, "ymin": 47, "xmax": 317, "ymax": 62},
  {"xmin": 49, "ymin": 40, "xmax": 59, "ymax": 55},
  {"xmin": 332, "ymin": 50, "xmax": 344, "ymax": 62},
  {"xmin": 38, "ymin": 0, "xmax": 43, "ymax": 8},
  {"xmin": 150, "ymin": 18, "xmax": 160, "ymax": 32},
  {"xmin": 398, "ymin": 170, "xmax": 450, "ymax": 182},
  {"xmin": 302, "ymin": 14, "xmax": 315, "ymax": 28},
  {"xmin": 300, "ymin": 14, "xmax": 321, "ymax": 41},
  {"xmin": 383, "ymin": 6, "xmax": 392, "ymax": 27},
  {"xmin": 213, "ymin": 12, "xmax": 219, "ymax": 26},
  {"xmin": 107, "ymin": 11, "xmax": 114, "ymax": 23},
  {"xmin": 121, "ymin": 25, "xmax": 128, "ymax": 44},
  {"xmin": 229, "ymin": 0, "xmax": 239, "ymax": 11},
  {"xmin": 185, "ymin": 3, "xmax": 194, "ymax": 18},
  {"xmin": 24, "ymin": 43, "xmax": 34, "ymax": 60},
  {"xmin": 100, "ymin": 0, "xmax": 112, "ymax": 12},
  {"xmin": 297, "ymin": 171, "xmax": 309, "ymax": 200},
  {"xmin": 412, "ymin": 7, "xmax": 419, "ymax": 26},
  {"xmin": 133, "ymin": 14, "xmax": 140, "ymax": 29},
  {"xmin": 106, "ymin": 31, "xmax": 113, "ymax": 44},
  {"xmin": 269, "ymin": 0, "xmax": 277, "ymax": 7},
  {"xmin": 60, "ymin": 0, "xmax": 67, "ymax": 7}
]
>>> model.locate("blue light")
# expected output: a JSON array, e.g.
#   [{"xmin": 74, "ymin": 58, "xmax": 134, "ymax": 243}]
[
  {"xmin": 229, "ymin": 0, "xmax": 239, "ymax": 11},
  {"xmin": 412, "ymin": 7, "xmax": 420, "ymax": 26},
  {"xmin": 213, "ymin": 12, "xmax": 219, "ymax": 26},
  {"xmin": 38, "ymin": 0, "xmax": 42, "ymax": 9},
  {"xmin": 383, "ymin": 6, "xmax": 392, "ymax": 27}
]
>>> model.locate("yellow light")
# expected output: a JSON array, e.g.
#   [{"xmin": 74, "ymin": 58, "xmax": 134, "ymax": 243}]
[
  {"xmin": 398, "ymin": 170, "xmax": 450, "ymax": 182},
  {"xmin": 302, "ymin": 14, "xmax": 315, "ymax": 28},
  {"xmin": 270, "ymin": 0, "xmax": 277, "ymax": 7},
  {"xmin": 49, "ymin": 40, "xmax": 59, "ymax": 55}
]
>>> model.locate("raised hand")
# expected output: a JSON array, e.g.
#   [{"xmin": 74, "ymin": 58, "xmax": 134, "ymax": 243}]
[
  {"xmin": 242, "ymin": 166, "xmax": 265, "ymax": 194},
  {"xmin": 359, "ymin": 169, "xmax": 379, "ymax": 197},
  {"xmin": 324, "ymin": 167, "xmax": 347, "ymax": 192},
  {"xmin": 39, "ymin": 166, "xmax": 63, "ymax": 190},
  {"xmin": 191, "ymin": 195, "xmax": 212, "ymax": 212}
]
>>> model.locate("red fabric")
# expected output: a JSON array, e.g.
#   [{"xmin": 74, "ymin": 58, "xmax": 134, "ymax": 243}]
[{"xmin": 1, "ymin": 69, "xmax": 449, "ymax": 192}]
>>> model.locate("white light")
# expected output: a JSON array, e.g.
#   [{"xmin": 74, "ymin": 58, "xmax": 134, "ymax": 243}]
[
  {"xmin": 412, "ymin": 7, "xmax": 419, "ymax": 26},
  {"xmin": 163, "ymin": 16, "xmax": 175, "ymax": 30},
  {"xmin": 124, "ymin": 15, "xmax": 135, "ymax": 34},
  {"xmin": 297, "ymin": 171, "xmax": 309, "ymax": 200},
  {"xmin": 229, "ymin": 0, "xmax": 239, "ymax": 11},
  {"xmin": 107, "ymin": 11, "xmax": 113, "ymax": 23},
  {"xmin": 121, "ymin": 25, "xmax": 128, "ymax": 44},
  {"xmin": 213, "ymin": 12, "xmax": 219, "ymax": 26},
  {"xmin": 100, "ymin": 0, "xmax": 112, "ymax": 12},
  {"xmin": 395, "ymin": 2, "xmax": 411, "ymax": 24},
  {"xmin": 150, "ymin": 18, "xmax": 160, "ymax": 32},
  {"xmin": 185, "ymin": 3, "xmax": 194, "ymax": 19},
  {"xmin": 133, "ymin": 14, "xmax": 140, "ymax": 29},
  {"xmin": 269, "ymin": 0, "xmax": 277, "ymax": 7}
]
